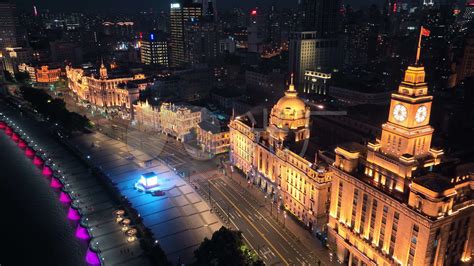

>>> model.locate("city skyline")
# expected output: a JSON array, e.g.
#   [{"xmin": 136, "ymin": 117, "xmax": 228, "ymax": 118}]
[
  {"xmin": 0, "ymin": 0, "xmax": 473, "ymax": 265},
  {"xmin": 13, "ymin": 0, "xmax": 385, "ymax": 12}
]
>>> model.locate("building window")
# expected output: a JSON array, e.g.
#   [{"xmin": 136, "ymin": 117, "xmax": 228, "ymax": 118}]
[
  {"xmin": 408, "ymin": 224, "xmax": 419, "ymax": 266},
  {"xmin": 337, "ymin": 181, "xmax": 343, "ymax": 219},
  {"xmin": 369, "ymin": 199, "xmax": 377, "ymax": 241}
]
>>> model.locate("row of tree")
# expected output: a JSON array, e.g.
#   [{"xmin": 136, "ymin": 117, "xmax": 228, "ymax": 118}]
[{"xmin": 20, "ymin": 86, "xmax": 90, "ymax": 132}]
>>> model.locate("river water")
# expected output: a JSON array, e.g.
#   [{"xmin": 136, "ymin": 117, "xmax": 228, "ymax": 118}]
[{"xmin": 0, "ymin": 130, "xmax": 86, "ymax": 266}]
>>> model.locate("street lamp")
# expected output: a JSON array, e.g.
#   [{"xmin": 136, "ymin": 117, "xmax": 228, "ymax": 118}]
[
  {"xmin": 283, "ymin": 211, "xmax": 287, "ymax": 228},
  {"xmin": 270, "ymin": 200, "xmax": 274, "ymax": 216}
]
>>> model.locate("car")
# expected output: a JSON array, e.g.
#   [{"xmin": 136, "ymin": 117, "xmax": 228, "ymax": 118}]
[{"xmin": 152, "ymin": 191, "xmax": 165, "ymax": 196}]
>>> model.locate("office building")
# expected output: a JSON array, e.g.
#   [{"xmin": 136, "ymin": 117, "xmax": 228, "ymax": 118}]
[
  {"xmin": 140, "ymin": 32, "xmax": 169, "ymax": 67},
  {"xmin": 298, "ymin": 0, "xmax": 341, "ymax": 37},
  {"xmin": 289, "ymin": 32, "xmax": 340, "ymax": 86},
  {"xmin": 0, "ymin": 1, "xmax": 26, "ymax": 48},
  {"xmin": 170, "ymin": 1, "xmax": 202, "ymax": 67}
]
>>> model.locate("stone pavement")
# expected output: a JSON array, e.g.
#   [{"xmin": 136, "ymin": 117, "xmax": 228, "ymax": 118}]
[{"xmin": 71, "ymin": 132, "xmax": 223, "ymax": 265}]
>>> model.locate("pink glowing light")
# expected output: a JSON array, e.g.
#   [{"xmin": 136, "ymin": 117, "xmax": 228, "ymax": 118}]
[
  {"xmin": 0, "ymin": 123, "xmax": 5, "ymax": 129},
  {"xmin": 33, "ymin": 156, "xmax": 44, "ymax": 166},
  {"xmin": 60, "ymin": 191, "xmax": 72, "ymax": 203},
  {"xmin": 25, "ymin": 147, "xmax": 35, "ymax": 157},
  {"xmin": 50, "ymin": 177, "xmax": 63, "ymax": 188},
  {"xmin": 68, "ymin": 207, "xmax": 81, "ymax": 220},
  {"xmin": 12, "ymin": 133, "xmax": 20, "ymax": 142},
  {"xmin": 85, "ymin": 248, "xmax": 100, "ymax": 265},
  {"xmin": 42, "ymin": 166, "xmax": 53, "ymax": 176},
  {"xmin": 5, "ymin": 129, "xmax": 13, "ymax": 136},
  {"xmin": 75, "ymin": 224, "xmax": 90, "ymax": 240},
  {"xmin": 18, "ymin": 140, "xmax": 27, "ymax": 149}
]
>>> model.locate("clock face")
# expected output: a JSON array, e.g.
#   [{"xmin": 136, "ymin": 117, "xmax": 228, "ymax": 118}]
[
  {"xmin": 415, "ymin": 106, "xmax": 428, "ymax": 123},
  {"xmin": 393, "ymin": 104, "xmax": 408, "ymax": 122}
]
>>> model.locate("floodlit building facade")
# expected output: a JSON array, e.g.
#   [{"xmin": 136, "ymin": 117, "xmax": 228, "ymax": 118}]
[
  {"xmin": 134, "ymin": 101, "xmax": 203, "ymax": 142},
  {"xmin": 66, "ymin": 63, "xmax": 143, "ymax": 110},
  {"xmin": 196, "ymin": 118, "xmax": 230, "ymax": 156},
  {"xmin": 160, "ymin": 102, "xmax": 202, "ymax": 141},
  {"xmin": 35, "ymin": 65, "xmax": 61, "ymax": 83},
  {"xmin": 133, "ymin": 100, "xmax": 161, "ymax": 131},
  {"xmin": 328, "ymin": 65, "xmax": 474, "ymax": 265},
  {"xmin": 229, "ymin": 78, "xmax": 332, "ymax": 232}
]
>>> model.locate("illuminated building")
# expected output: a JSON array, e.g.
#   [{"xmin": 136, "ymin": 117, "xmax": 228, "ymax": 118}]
[
  {"xmin": 196, "ymin": 117, "xmax": 230, "ymax": 156},
  {"xmin": 327, "ymin": 65, "xmax": 474, "ymax": 265},
  {"xmin": 0, "ymin": 1, "xmax": 27, "ymax": 48},
  {"xmin": 18, "ymin": 63, "xmax": 36, "ymax": 82},
  {"xmin": 229, "ymin": 78, "xmax": 332, "ymax": 231},
  {"xmin": 289, "ymin": 32, "xmax": 340, "ymax": 86},
  {"xmin": 133, "ymin": 100, "xmax": 161, "ymax": 131},
  {"xmin": 140, "ymin": 32, "xmax": 169, "ymax": 67},
  {"xmin": 1, "ymin": 46, "xmax": 33, "ymax": 74},
  {"xmin": 289, "ymin": 31, "xmax": 318, "ymax": 85},
  {"xmin": 303, "ymin": 70, "xmax": 331, "ymax": 95},
  {"xmin": 66, "ymin": 63, "xmax": 144, "ymax": 110},
  {"xmin": 134, "ymin": 101, "xmax": 203, "ymax": 142},
  {"xmin": 35, "ymin": 65, "xmax": 61, "ymax": 83},
  {"xmin": 169, "ymin": 1, "xmax": 202, "ymax": 67},
  {"xmin": 160, "ymin": 102, "xmax": 202, "ymax": 142}
]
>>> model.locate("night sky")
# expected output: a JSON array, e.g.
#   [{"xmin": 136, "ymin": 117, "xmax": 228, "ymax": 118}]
[{"xmin": 15, "ymin": 0, "xmax": 383, "ymax": 12}]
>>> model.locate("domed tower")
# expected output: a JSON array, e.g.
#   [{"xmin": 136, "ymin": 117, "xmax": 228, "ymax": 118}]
[{"xmin": 268, "ymin": 75, "xmax": 310, "ymax": 145}]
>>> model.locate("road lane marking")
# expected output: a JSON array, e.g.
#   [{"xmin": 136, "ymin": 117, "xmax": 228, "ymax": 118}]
[
  {"xmin": 210, "ymin": 181, "xmax": 289, "ymax": 265},
  {"xmin": 219, "ymin": 178, "xmax": 303, "ymax": 247}
]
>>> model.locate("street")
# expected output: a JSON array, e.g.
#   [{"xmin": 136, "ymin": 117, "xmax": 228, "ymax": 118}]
[{"xmin": 54, "ymin": 85, "xmax": 336, "ymax": 265}]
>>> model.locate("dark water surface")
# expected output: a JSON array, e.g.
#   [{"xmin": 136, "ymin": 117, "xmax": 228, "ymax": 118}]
[{"xmin": 0, "ymin": 131, "xmax": 86, "ymax": 266}]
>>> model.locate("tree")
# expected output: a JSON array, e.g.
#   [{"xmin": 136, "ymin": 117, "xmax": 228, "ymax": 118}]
[
  {"xmin": 14, "ymin": 71, "xmax": 30, "ymax": 83},
  {"xmin": 4, "ymin": 70, "xmax": 14, "ymax": 82},
  {"xmin": 193, "ymin": 227, "xmax": 263, "ymax": 266}
]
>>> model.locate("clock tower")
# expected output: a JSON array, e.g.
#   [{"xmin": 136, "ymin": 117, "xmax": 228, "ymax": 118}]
[{"xmin": 380, "ymin": 65, "xmax": 434, "ymax": 158}]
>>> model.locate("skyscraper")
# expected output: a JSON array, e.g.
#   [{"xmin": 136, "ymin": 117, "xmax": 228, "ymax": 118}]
[
  {"xmin": 328, "ymin": 65, "xmax": 474, "ymax": 265},
  {"xmin": 289, "ymin": 32, "xmax": 341, "ymax": 87},
  {"xmin": 170, "ymin": 1, "xmax": 202, "ymax": 67},
  {"xmin": 290, "ymin": 0, "xmax": 342, "ymax": 88},
  {"xmin": 0, "ymin": 1, "xmax": 27, "ymax": 48},
  {"xmin": 299, "ymin": 0, "xmax": 341, "ymax": 37},
  {"xmin": 140, "ymin": 32, "xmax": 169, "ymax": 67},
  {"xmin": 247, "ymin": 8, "xmax": 267, "ymax": 53}
]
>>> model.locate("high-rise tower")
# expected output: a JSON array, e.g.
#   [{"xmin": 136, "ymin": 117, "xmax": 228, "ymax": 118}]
[
  {"xmin": 0, "ymin": 1, "xmax": 27, "ymax": 48},
  {"xmin": 299, "ymin": 0, "xmax": 341, "ymax": 37},
  {"xmin": 170, "ymin": 0, "xmax": 202, "ymax": 67}
]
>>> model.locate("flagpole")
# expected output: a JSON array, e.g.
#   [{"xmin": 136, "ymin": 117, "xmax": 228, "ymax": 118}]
[{"xmin": 416, "ymin": 27, "xmax": 423, "ymax": 65}]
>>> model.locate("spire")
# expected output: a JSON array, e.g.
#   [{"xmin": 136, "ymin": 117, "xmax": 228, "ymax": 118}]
[
  {"xmin": 288, "ymin": 73, "xmax": 295, "ymax": 92},
  {"xmin": 99, "ymin": 58, "xmax": 108, "ymax": 80}
]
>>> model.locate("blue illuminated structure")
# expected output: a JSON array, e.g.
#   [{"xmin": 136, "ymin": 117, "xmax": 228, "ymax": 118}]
[
  {"xmin": 136, "ymin": 172, "xmax": 159, "ymax": 191},
  {"xmin": 134, "ymin": 171, "xmax": 177, "ymax": 193}
]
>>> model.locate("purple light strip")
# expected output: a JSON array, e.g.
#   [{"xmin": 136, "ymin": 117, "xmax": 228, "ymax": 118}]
[
  {"xmin": 85, "ymin": 248, "xmax": 100, "ymax": 265},
  {"xmin": 75, "ymin": 224, "xmax": 90, "ymax": 240},
  {"xmin": 59, "ymin": 191, "xmax": 72, "ymax": 203},
  {"xmin": 67, "ymin": 207, "xmax": 81, "ymax": 220}
]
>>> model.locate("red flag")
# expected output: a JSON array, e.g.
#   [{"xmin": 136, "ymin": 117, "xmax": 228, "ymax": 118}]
[{"xmin": 421, "ymin": 27, "xmax": 430, "ymax": 37}]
